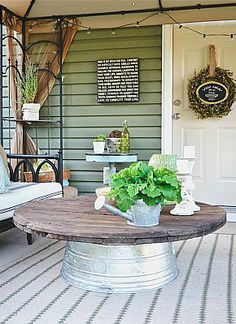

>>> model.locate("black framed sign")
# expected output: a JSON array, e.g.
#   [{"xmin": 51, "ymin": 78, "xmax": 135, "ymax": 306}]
[
  {"xmin": 196, "ymin": 81, "xmax": 229, "ymax": 105},
  {"xmin": 97, "ymin": 58, "xmax": 139, "ymax": 103}
]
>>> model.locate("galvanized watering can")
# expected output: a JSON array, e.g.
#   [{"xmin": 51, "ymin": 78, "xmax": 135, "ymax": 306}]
[{"xmin": 94, "ymin": 196, "xmax": 161, "ymax": 227}]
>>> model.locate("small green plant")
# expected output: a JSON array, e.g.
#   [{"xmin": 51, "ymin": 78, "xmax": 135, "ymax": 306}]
[
  {"xmin": 17, "ymin": 59, "xmax": 39, "ymax": 104},
  {"xmin": 108, "ymin": 161, "xmax": 182, "ymax": 212},
  {"xmin": 33, "ymin": 159, "xmax": 54, "ymax": 172},
  {"xmin": 94, "ymin": 134, "xmax": 106, "ymax": 142}
]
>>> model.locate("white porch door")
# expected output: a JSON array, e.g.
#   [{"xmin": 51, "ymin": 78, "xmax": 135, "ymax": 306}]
[{"xmin": 173, "ymin": 22, "xmax": 236, "ymax": 206}]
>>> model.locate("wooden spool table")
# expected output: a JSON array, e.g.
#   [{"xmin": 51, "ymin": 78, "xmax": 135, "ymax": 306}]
[{"xmin": 13, "ymin": 196, "xmax": 226, "ymax": 294}]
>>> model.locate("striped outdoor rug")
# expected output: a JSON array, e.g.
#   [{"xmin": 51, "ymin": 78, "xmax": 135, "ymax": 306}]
[{"xmin": 0, "ymin": 233, "xmax": 235, "ymax": 324}]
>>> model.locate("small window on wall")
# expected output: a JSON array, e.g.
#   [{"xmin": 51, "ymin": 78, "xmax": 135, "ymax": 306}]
[{"xmin": 97, "ymin": 58, "xmax": 139, "ymax": 103}]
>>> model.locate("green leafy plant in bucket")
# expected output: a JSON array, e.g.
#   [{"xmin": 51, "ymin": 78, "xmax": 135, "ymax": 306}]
[{"xmin": 108, "ymin": 161, "xmax": 182, "ymax": 212}]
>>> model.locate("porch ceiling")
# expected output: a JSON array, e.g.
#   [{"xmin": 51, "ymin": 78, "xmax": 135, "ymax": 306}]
[{"xmin": 1, "ymin": 0, "xmax": 236, "ymax": 28}]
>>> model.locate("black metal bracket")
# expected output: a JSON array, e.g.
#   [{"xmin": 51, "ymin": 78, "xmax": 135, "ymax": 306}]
[
  {"xmin": 26, "ymin": 40, "xmax": 59, "ymax": 52},
  {"xmin": 24, "ymin": 0, "xmax": 36, "ymax": 18},
  {"xmin": 7, "ymin": 153, "xmax": 61, "ymax": 183},
  {"xmin": 2, "ymin": 35, "xmax": 24, "ymax": 52},
  {"xmin": 21, "ymin": 3, "xmax": 236, "ymax": 21}
]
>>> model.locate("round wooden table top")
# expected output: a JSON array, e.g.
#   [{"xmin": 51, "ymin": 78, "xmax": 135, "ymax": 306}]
[{"xmin": 13, "ymin": 195, "xmax": 226, "ymax": 245}]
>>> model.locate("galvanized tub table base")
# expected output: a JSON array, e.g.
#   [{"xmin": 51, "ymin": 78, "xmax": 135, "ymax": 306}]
[
  {"xmin": 61, "ymin": 241, "xmax": 179, "ymax": 294},
  {"xmin": 13, "ymin": 197, "xmax": 226, "ymax": 294}
]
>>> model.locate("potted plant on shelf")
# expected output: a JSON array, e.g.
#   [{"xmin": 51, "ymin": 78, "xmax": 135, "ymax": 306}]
[
  {"xmin": 17, "ymin": 59, "xmax": 40, "ymax": 121},
  {"xmin": 95, "ymin": 161, "xmax": 182, "ymax": 227},
  {"xmin": 93, "ymin": 134, "xmax": 106, "ymax": 153}
]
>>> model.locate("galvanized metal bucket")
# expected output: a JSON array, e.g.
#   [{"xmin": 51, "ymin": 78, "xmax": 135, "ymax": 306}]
[{"xmin": 61, "ymin": 241, "xmax": 179, "ymax": 294}]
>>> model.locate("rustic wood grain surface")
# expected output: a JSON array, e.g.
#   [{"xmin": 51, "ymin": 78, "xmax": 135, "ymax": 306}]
[{"xmin": 13, "ymin": 195, "xmax": 226, "ymax": 245}]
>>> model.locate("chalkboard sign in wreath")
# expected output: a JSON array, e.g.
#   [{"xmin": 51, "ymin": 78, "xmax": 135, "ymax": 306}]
[
  {"xmin": 188, "ymin": 65, "xmax": 236, "ymax": 119},
  {"xmin": 188, "ymin": 45, "xmax": 236, "ymax": 119}
]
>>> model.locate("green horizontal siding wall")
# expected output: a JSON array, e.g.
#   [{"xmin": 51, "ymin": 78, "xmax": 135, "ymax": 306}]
[{"xmin": 39, "ymin": 25, "xmax": 162, "ymax": 193}]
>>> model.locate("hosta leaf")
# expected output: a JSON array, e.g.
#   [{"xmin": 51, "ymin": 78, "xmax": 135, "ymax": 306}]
[
  {"xmin": 159, "ymin": 184, "xmax": 174, "ymax": 198},
  {"xmin": 142, "ymin": 184, "xmax": 161, "ymax": 198},
  {"xmin": 127, "ymin": 185, "xmax": 139, "ymax": 197},
  {"xmin": 143, "ymin": 196, "xmax": 158, "ymax": 206},
  {"xmin": 161, "ymin": 174, "xmax": 180, "ymax": 187},
  {"xmin": 117, "ymin": 189, "xmax": 130, "ymax": 200},
  {"xmin": 111, "ymin": 178, "xmax": 125, "ymax": 189},
  {"xmin": 138, "ymin": 161, "xmax": 150, "ymax": 176},
  {"xmin": 117, "ymin": 198, "xmax": 135, "ymax": 212}
]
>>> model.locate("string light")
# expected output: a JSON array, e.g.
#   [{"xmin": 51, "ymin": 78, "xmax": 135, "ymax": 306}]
[
  {"xmin": 52, "ymin": 21, "xmax": 57, "ymax": 32},
  {"xmin": 163, "ymin": 12, "xmax": 235, "ymax": 40},
  {"xmin": 26, "ymin": 13, "xmax": 236, "ymax": 41}
]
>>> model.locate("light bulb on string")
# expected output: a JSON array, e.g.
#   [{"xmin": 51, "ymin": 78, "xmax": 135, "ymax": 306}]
[
  {"xmin": 178, "ymin": 24, "xmax": 183, "ymax": 30},
  {"xmin": 136, "ymin": 21, "xmax": 140, "ymax": 28},
  {"xmin": 87, "ymin": 28, "xmax": 91, "ymax": 35},
  {"xmin": 230, "ymin": 34, "xmax": 234, "ymax": 41},
  {"xmin": 29, "ymin": 20, "xmax": 37, "ymax": 32},
  {"xmin": 111, "ymin": 29, "xmax": 116, "ymax": 35},
  {"xmin": 202, "ymin": 34, "xmax": 206, "ymax": 41},
  {"xmin": 52, "ymin": 20, "xmax": 57, "ymax": 32}
]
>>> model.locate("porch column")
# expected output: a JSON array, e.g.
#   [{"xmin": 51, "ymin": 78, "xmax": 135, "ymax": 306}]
[
  {"xmin": 0, "ymin": 8, "xmax": 3, "ymax": 145},
  {"xmin": 58, "ymin": 18, "xmax": 63, "ymax": 186}
]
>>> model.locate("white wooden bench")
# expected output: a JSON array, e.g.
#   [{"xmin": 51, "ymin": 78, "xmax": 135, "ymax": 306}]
[{"xmin": 0, "ymin": 146, "xmax": 63, "ymax": 244}]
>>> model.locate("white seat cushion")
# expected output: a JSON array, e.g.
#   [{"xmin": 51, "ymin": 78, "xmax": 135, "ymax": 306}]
[{"xmin": 0, "ymin": 182, "xmax": 62, "ymax": 221}]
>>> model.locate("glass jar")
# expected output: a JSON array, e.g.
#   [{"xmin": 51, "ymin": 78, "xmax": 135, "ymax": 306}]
[{"xmin": 118, "ymin": 120, "xmax": 130, "ymax": 153}]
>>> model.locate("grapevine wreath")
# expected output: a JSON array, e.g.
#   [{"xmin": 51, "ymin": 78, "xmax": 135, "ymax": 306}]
[{"xmin": 188, "ymin": 65, "xmax": 236, "ymax": 119}]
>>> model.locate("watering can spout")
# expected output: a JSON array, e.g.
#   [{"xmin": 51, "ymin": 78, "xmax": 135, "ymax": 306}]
[
  {"xmin": 103, "ymin": 203, "xmax": 133, "ymax": 222},
  {"xmin": 94, "ymin": 196, "xmax": 133, "ymax": 222}
]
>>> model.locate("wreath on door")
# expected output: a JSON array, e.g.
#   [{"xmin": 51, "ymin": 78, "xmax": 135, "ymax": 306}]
[{"xmin": 188, "ymin": 45, "xmax": 236, "ymax": 119}]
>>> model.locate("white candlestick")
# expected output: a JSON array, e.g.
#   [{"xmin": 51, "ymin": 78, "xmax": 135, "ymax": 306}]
[
  {"xmin": 176, "ymin": 159, "xmax": 189, "ymax": 174},
  {"xmin": 183, "ymin": 146, "xmax": 196, "ymax": 158}
]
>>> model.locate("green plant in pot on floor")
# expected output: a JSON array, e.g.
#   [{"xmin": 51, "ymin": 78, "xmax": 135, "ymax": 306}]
[{"xmin": 94, "ymin": 161, "xmax": 182, "ymax": 227}]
